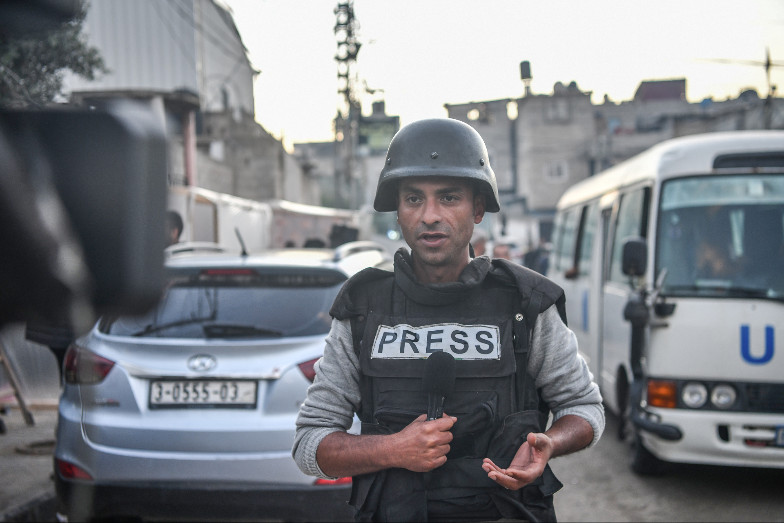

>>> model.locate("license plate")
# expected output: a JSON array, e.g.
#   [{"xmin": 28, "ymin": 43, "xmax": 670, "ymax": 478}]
[
  {"xmin": 776, "ymin": 427, "xmax": 784, "ymax": 447},
  {"xmin": 149, "ymin": 380, "xmax": 257, "ymax": 408}
]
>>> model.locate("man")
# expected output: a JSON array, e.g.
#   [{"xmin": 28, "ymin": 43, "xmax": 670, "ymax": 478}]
[
  {"xmin": 166, "ymin": 210, "xmax": 183, "ymax": 247},
  {"xmin": 470, "ymin": 228, "xmax": 487, "ymax": 256},
  {"xmin": 293, "ymin": 118, "xmax": 603, "ymax": 522},
  {"xmin": 492, "ymin": 242, "xmax": 512, "ymax": 261},
  {"xmin": 523, "ymin": 240, "xmax": 550, "ymax": 276}
]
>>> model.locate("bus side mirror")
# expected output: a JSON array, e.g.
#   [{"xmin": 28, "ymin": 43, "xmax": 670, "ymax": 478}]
[{"xmin": 622, "ymin": 237, "xmax": 647, "ymax": 277}]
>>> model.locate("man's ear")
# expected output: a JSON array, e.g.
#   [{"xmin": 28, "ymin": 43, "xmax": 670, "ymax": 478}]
[{"xmin": 474, "ymin": 194, "xmax": 486, "ymax": 224}]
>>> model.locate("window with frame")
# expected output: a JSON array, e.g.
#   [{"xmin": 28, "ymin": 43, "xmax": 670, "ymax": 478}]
[
  {"xmin": 554, "ymin": 208, "xmax": 580, "ymax": 272},
  {"xmin": 545, "ymin": 98, "xmax": 570, "ymax": 122},
  {"xmin": 577, "ymin": 202, "xmax": 599, "ymax": 276},
  {"xmin": 544, "ymin": 160, "xmax": 569, "ymax": 184},
  {"xmin": 608, "ymin": 187, "xmax": 650, "ymax": 283}
]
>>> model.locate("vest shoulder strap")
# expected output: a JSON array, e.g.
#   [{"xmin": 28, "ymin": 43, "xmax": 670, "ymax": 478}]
[
  {"xmin": 490, "ymin": 259, "xmax": 566, "ymax": 413},
  {"xmin": 489, "ymin": 258, "xmax": 567, "ymax": 326},
  {"xmin": 330, "ymin": 266, "xmax": 394, "ymax": 321}
]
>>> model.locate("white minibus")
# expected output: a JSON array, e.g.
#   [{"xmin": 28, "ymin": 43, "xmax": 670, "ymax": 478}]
[{"xmin": 550, "ymin": 131, "xmax": 784, "ymax": 474}]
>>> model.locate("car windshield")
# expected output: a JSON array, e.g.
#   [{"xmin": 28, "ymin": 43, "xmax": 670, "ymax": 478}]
[
  {"xmin": 100, "ymin": 270, "xmax": 345, "ymax": 338},
  {"xmin": 655, "ymin": 174, "xmax": 784, "ymax": 300}
]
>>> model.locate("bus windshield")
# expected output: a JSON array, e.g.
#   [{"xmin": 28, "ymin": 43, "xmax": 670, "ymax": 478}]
[{"xmin": 655, "ymin": 174, "xmax": 784, "ymax": 300}]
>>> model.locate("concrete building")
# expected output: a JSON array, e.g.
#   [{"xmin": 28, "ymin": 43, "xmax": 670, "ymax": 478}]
[
  {"xmin": 61, "ymin": 0, "xmax": 319, "ymax": 204},
  {"xmin": 446, "ymin": 70, "xmax": 784, "ymax": 252},
  {"xmin": 293, "ymin": 100, "xmax": 399, "ymax": 221}
]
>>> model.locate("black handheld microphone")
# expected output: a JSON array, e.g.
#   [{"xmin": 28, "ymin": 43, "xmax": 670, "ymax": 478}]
[{"xmin": 423, "ymin": 351, "xmax": 456, "ymax": 421}]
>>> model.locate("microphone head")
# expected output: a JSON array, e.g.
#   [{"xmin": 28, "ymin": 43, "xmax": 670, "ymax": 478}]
[{"xmin": 423, "ymin": 351, "xmax": 456, "ymax": 395}]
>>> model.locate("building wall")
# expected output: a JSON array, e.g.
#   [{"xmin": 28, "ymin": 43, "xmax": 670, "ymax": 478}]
[
  {"xmin": 445, "ymin": 100, "xmax": 516, "ymax": 194},
  {"xmin": 198, "ymin": 111, "xmax": 318, "ymax": 204},
  {"xmin": 62, "ymin": 0, "xmax": 199, "ymax": 95},
  {"xmin": 63, "ymin": 0, "xmax": 254, "ymax": 116},
  {"xmin": 61, "ymin": 0, "xmax": 312, "ymax": 207},
  {"xmin": 196, "ymin": 0, "xmax": 255, "ymax": 115},
  {"xmin": 516, "ymin": 84, "xmax": 595, "ymax": 214}
]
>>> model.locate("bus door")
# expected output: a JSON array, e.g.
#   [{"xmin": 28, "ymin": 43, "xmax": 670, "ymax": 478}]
[{"xmin": 601, "ymin": 187, "xmax": 650, "ymax": 414}]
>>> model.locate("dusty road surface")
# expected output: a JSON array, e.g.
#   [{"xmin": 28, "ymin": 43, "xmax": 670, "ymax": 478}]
[{"xmin": 550, "ymin": 413, "xmax": 784, "ymax": 522}]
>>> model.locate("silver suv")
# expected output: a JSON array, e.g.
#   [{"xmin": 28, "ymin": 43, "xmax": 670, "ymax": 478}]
[{"xmin": 54, "ymin": 242, "xmax": 391, "ymax": 522}]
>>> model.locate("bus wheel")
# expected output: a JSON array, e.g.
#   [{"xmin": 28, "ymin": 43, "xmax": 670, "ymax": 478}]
[{"xmin": 630, "ymin": 431, "xmax": 667, "ymax": 475}]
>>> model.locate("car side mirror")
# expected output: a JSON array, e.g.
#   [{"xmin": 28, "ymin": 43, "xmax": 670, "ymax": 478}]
[{"xmin": 622, "ymin": 237, "xmax": 647, "ymax": 277}]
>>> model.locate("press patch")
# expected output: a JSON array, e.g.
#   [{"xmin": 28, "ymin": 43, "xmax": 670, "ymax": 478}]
[{"xmin": 370, "ymin": 323, "xmax": 500, "ymax": 360}]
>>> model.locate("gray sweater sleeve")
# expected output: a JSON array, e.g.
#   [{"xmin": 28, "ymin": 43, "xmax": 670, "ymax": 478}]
[
  {"xmin": 292, "ymin": 305, "xmax": 605, "ymax": 478},
  {"xmin": 529, "ymin": 305, "xmax": 605, "ymax": 447},
  {"xmin": 292, "ymin": 318, "xmax": 361, "ymax": 479}
]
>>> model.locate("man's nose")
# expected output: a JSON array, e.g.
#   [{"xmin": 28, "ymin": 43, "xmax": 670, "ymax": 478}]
[{"xmin": 421, "ymin": 198, "xmax": 441, "ymax": 224}]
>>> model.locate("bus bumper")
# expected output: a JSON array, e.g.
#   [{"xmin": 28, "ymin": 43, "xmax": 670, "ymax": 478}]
[
  {"xmin": 638, "ymin": 410, "xmax": 784, "ymax": 468},
  {"xmin": 632, "ymin": 408, "xmax": 683, "ymax": 441}
]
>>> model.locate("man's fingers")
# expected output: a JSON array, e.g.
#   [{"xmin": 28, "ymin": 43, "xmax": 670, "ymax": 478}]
[{"xmin": 481, "ymin": 458, "xmax": 501, "ymax": 473}]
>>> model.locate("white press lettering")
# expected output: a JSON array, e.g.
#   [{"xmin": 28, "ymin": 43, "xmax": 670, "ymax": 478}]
[{"xmin": 371, "ymin": 323, "xmax": 500, "ymax": 360}]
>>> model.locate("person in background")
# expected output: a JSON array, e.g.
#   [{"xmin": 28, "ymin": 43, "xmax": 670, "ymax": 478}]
[
  {"xmin": 694, "ymin": 237, "xmax": 737, "ymax": 279},
  {"xmin": 304, "ymin": 238, "xmax": 327, "ymax": 248},
  {"xmin": 523, "ymin": 240, "xmax": 550, "ymax": 276},
  {"xmin": 293, "ymin": 118, "xmax": 603, "ymax": 522},
  {"xmin": 470, "ymin": 228, "xmax": 487, "ymax": 257},
  {"xmin": 492, "ymin": 242, "xmax": 512, "ymax": 260},
  {"xmin": 166, "ymin": 210, "xmax": 183, "ymax": 247}
]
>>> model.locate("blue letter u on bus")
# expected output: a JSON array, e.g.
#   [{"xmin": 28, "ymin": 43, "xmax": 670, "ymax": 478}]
[{"xmin": 740, "ymin": 325, "xmax": 774, "ymax": 364}]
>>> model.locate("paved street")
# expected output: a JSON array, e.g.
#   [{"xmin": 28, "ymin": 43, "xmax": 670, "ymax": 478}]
[
  {"xmin": 0, "ymin": 406, "xmax": 57, "ymax": 521},
  {"xmin": 552, "ymin": 412, "xmax": 784, "ymax": 522}
]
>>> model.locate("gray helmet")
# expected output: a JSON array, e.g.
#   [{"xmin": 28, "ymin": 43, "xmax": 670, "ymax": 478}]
[{"xmin": 373, "ymin": 118, "xmax": 500, "ymax": 213}]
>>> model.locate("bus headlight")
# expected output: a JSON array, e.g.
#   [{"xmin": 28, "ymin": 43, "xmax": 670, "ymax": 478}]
[
  {"xmin": 681, "ymin": 382, "xmax": 708, "ymax": 408},
  {"xmin": 710, "ymin": 384, "xmax": 737, "ymax": 409}
]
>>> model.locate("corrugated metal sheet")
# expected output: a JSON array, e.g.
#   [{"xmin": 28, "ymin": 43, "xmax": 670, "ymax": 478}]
[
  {"xmin": 66, "ymin": 0, "xmax": 199, "ymax": 94},
  {"xmin": 198, "ymin": 0, "xmax": 255, "ymax": 114},
  {"xmin": 62, "ymin": 0, "xmax": 255, "ymax": 115}
]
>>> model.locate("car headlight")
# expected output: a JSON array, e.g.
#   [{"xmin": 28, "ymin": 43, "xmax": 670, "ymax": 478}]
[
  {"xmin": 681, "ymin": 382, "xmax": 708, "ymax": 408},
  {"xmin": 710, "ymin": 384, "xmax": 737, "ymax": 409}
]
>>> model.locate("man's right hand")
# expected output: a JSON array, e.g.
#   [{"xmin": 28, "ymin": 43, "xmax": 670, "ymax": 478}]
[
  {"xmin": 392, "ymin": 413, "xmax": 456, "ymax": 472},
  {"xmin": 315, "ymin": 413, "xmax": 456, "ymax": 478}
]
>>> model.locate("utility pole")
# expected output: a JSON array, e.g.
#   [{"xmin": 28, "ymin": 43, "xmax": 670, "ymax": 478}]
[{"xmin": 334, "ymin": 1, "xmax": 361, "ymax": 209}]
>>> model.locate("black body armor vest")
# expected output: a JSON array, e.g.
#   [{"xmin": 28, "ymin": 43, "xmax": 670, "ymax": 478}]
[{"xmin": 330, "ymin": 250, "xmax": 567, "ymax": 522}]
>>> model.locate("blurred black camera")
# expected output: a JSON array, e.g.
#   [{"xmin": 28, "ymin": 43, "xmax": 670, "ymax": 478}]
[{"xmin": 1, "ymin": 1, "xmax": 168, "ymax": 336}]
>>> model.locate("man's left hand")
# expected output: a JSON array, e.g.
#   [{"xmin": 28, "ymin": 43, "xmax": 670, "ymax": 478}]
[{"xmin": 481, "ymin": 432, "xmax": 553, "ymax": 490}]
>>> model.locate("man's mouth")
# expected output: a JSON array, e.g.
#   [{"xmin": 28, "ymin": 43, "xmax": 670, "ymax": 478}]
[{"xmin": 419, "ymin": 232, "xmax": 447, "ymax": 247}]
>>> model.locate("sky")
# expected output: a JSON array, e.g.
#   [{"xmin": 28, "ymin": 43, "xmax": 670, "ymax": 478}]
[{"xmin": 220, "ymin": 0, "xmax": 784, "ymax": 146}]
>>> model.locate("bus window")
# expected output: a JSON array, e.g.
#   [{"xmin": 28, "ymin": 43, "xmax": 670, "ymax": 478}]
[
  {"xmin": 577, "ymin": 202, "xmax": 599, "ymax": 276},
  {"xmin": 550, "ymin": 211, "xmax": 563, "ymax": 268},
  {"xmin": 656, "ymin": 175, "xmax": 784, "ymax": 297},
  {"xmin": 608, "ymin": 188, "xmax": 649, "ymax": 284},
  {"xmin": 554, "ymin": 208, "xmax": 580, "ymax": 273}
]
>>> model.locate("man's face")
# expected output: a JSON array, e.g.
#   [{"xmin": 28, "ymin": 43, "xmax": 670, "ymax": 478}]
[{"xmin": 396, "ymin": 176, "xmax": 485, "ymax": 275}]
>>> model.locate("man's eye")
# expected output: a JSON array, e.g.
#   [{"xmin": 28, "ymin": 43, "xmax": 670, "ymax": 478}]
[
  {"xmin": 406, "ymin": 195, "xmax": 422, "ymax": 204},
  {"xmin": 442, "ymin": 195, "xmax": 459, "ymax": 202}
]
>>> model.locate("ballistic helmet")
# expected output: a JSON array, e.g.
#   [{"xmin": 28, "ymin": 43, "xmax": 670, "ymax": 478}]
[{"xmin": 373, "ymin": 118, "xmax": 500, "ymax": 213}]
